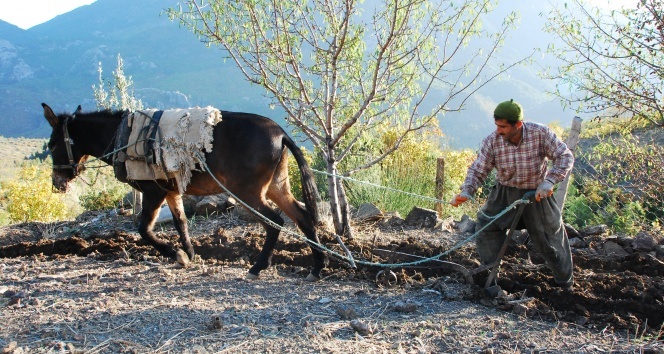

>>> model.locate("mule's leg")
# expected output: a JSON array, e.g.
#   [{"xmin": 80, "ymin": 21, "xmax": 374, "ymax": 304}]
[
  {"xmin": 267, "ymin": 176, "xmax": 327, "ymax": 281},
  {"xmin": 165, "ymin": 192, "xmax": 194, "ymax": 266},
  {"xmin": 244, "ymin": 198, "xmax": 286, "ymax": 280},
  {"xmin": 137, "ymin": 190, "xmax": 180, "ymax": 260}
]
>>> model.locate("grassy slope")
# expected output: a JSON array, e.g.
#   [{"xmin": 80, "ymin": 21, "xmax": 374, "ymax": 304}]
[{"xmin": 0, "ymin": 136, "xmax": 47, "ymax": 182}]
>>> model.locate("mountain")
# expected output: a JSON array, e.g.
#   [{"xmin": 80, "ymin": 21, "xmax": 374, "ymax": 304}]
[
  {"xmin": 0, "ymin": 0, "xmax": 274, "ymax": 139},
  {"xmin": 0, "ymin": 0, "xmax": 575, "ymax": 148}
]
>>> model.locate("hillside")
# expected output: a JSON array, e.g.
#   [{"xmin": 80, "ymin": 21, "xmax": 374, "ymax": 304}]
[
  {"xmin": 0, "ymin": 136, "xmax": 46, "ymax": 181},
  {"xmin": 0, "ymin": 0, "xmax": 576, "ymax": 148}
]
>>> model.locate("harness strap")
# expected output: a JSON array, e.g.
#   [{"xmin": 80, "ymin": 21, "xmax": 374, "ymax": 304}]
[
  {"xmin": 144, "ymin": 110, "xmax": 163, "ymax": 165},
  {"xmin": 53, "ymin": 116, "xmax": 80, "ymax": 176}
]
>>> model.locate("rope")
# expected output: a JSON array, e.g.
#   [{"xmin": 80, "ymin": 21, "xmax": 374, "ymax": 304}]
[
  {"xmin": 62, "ymin": 125, "xmax": 529, "ymax": 270},
  {"xmin": 196, "ymin": 153, "xmax": 532, "ymax": 269}
]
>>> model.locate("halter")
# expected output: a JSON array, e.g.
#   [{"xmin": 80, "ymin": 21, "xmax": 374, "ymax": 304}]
[{"xmin": 52, "ymin": 116, "xmax": 82, "ymax": 177}]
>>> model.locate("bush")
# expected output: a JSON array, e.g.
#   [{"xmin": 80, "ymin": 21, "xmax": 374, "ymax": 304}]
[
  {"xmin": 564, "ymin": 177, "xmax": 646, "ymax": 235},
  {"xmin": 80, "ymin": 184, "xmax": 127, "ymax": 211},
  {"xmin": 1, "ymin": 165, "xmax": 76, "ymax": 223},
  {"xmin": 287, "ymin": 147, "xmax": 316, "ymax": 201}
]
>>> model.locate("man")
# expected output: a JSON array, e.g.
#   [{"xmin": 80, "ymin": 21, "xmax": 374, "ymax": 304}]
[{"xmin": 451, "ymin": 99, "xmax": 575, "ymax": 289}]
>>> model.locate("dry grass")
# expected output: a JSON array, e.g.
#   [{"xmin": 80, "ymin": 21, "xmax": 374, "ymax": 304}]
[{"xmin": 0, "ymin": 136, "xmax": 47, "ymax": 182}]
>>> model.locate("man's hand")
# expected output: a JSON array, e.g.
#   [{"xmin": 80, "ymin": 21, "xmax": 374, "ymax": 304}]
[
  {"xmin": 535, "ymin": 180, "xmax": 554, "ymax": 202},
  {"xmin": 450, "ymin": 194, "xmax": 469, "ymax": 207}
]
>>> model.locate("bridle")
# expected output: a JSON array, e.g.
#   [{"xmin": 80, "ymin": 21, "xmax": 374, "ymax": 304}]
[{"xmin": 52, "ymin": 116, "xmax": 83, "ymax": 177}]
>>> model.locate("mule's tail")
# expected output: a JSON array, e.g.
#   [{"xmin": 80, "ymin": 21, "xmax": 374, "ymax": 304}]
[{"xmin": 282, "ymin": 135, "xmax": 321, "ymax": 225}]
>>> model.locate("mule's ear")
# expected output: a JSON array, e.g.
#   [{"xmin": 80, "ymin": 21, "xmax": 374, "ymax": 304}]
[
  {"xmin": 74, "ymin": 105, "xmax": 82, "ymax": 115},
  {"xmin": 42, "ymin": 103, "xmax": 59, "ymax": 128}
]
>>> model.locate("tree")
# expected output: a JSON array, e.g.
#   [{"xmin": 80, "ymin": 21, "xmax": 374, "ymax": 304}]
[
  {"xmin": 543, "ymin": 0, "xmax": 663, "ymax": 127},
  {"xmin": 92, "ymin": 54, "xmax": 144, "ymax": 111},
  {"xmin": 92, "ymin": 54, "xmax": 144, "ymax": 215},
  {"xmin": 167, "ymin": 0, "xmax": 527, "ymax": 237}
]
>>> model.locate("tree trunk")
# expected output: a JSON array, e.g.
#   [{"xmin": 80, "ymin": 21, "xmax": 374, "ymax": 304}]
[
  {"xmin": 335, "ymin": 178, "xmax": 354, "ymax": 239},
  {"xmin": 326, "ymin": 161, "xmax": 354, "ymax": 239},
  {"xmin": 326, "ymin": 162, "xmax": 343, "ymax": 234}
]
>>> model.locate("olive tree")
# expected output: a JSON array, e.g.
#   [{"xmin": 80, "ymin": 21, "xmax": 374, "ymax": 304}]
[
  {"xmin": 543, "ymin": 0, "xmax": 663, "ymax": 127},
  {"xmin": 167, "ymin": 0, "xmax": 525, "ymax": 237}
]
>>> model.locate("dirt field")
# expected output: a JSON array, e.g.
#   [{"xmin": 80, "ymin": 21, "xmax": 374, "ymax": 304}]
[{"xmin": 1, "ymin": 210, "xmax": 663, "ymax": 353}]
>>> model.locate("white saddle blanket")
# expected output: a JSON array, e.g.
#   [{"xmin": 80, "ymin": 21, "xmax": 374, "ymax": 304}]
[{"xmin": 125, "ymin": 107, "xmax": 222, "ymax": 194}]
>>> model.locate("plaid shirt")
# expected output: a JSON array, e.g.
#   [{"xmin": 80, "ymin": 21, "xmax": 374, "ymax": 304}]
[{"xmin": 461, "ymin": 121, "xmax": 574, "ymax": 196}]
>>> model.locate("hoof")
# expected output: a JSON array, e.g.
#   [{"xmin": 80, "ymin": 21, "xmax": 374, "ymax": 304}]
[
  {"xmin": 304, "ymin": 272, "xmax": 321, "ymax": 282},
  {"xmin": 175, "ymin": 249, "xmax": 190, "ymax": 267},
  {"xmin": 245, "ymin": 272, "xmax": 259, "ymax": 281}
]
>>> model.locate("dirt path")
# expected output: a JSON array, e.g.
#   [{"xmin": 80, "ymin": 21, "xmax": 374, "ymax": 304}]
[{"xmin": 1, "ymin": 212, "xmax": 663, "ymax": 353}]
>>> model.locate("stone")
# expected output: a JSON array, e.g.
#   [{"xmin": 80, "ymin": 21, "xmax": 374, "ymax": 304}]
[
  {"xmin": 655, "ymin": 245, "xmax": 664, "ymax": 258},
  {"xmin": 602, "ymin": 241, "xmax": 628, "ymax": 257},
  {"xmin": 616, "ymin": 235, "xmax": 633, "ymax": 247},
  {"xmin": 349, "ymin": 319, "xmax": 372, "ymax": 335},
  {"xmin": 568, "ymin": 237, "xmax": 587, "ymax": 248},
  {"xmin": 354, "ymin": 203, "xmax": 383, "ymax": 222},
  {"xmin": 581, "ymin": 224, "xmax": 608, "ymax": 237},
  {"xmin": 195, "ymin": 194, "xmax": 235, "ymax": 216},
  {"xmin": 565, "ymin": 223, "xmax": 583, "ymax": 239},
  {"xmin": 456, "ymin": 214, "xmax": 476, "ymax": 234},
  {"xmin": 405, "ymin": 207, "xmax": 439, "ymax": 228},
  {"xmin": 393, "ymin": 301, "xmax": 418, "ymax": 313},
  {"xmin": 334, "ymin": 304, "xmax": 358, "ymax": 319},
  {"xmin": 632, "ymin": 232, "xmax": 656, "ymax": 252}
]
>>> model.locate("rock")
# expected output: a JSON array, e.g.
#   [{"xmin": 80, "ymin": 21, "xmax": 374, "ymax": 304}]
[
  {"xmin": 405, "ymin": 207, "xmax": 439, "ymax": 228},
  {"xmin": 195, "ymin": 194, "xmax": 235, "ymax": 216},
  {"xmin": 565, "ymin": 223, "xmax": 583, "ymax": 239},
  {"xmin": 616, "ymin": 235, "xmax": 633, "ymax": 247},
  {"xmin": 393, "ymin": 301, "xmax": 418, "ymax": 313},
  {"xmin": 334, "ymin": 304, "xmax": 358, "ymax": 319},
  {"xmin": 354, "ymin": 203, "xmax": 383, "ymax": 222},
  {"xmin": 380, "ymin": 211, "xmax": 404, "ymax": 227},
  {"xmin": 576, "ymin": 317, "xmax": 589, "ymax": 326},
  {"xmin": 182, "ymin": 195, "xmax": 203, "ymax": 214},
  {"xmin": 602, "ymin": 241, "xmax": 628, "ymax": 257},
  {"xmin": 632, "ymin": 232, "xmax": 656, "ymax": 252},
  {"xmin": 581, "ymin": 224, "xmax": 608, "ymax": 237},
  {"xmin": 655, "ymin": 245, "xmax": 664, "ymax": 258},
  {"xmin": 436, "ymin": 216, "xmax": 456, "ymax": 232},
  {"xmin": 568, "ymin": 237, "xmax": 587, "ymax": 248},
  {"xmin": 456, "ymin": 214, "xmax": 476, "ymax": 234},
  {"xmin": 349, "ymin": 319, "xmax": 372, "ymax": 336}
]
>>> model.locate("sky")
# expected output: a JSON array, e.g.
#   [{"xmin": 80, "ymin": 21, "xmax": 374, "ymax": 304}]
[
  {"xmin": 0, "ymin": 0, "xmax": 97, "ymax": 30},
  {"xmin": 0, "ymin": 0, "xmax": 639, "ymax": 30}
]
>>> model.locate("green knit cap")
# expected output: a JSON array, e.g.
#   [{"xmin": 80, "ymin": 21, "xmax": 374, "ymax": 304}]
[{"xmin": 493, "ymin": 99, "xmax": 523, "ymax": 122}]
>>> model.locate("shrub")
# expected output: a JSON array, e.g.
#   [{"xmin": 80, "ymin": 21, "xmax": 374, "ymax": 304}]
[
  {"xmin": 1, "ymin": 165, "xmax": 77, "ymax": 223},
  {"xmin": 564, "ymin": 176, "xmax": 646, "ymax": 235},
  {"xmin": 80, "ymin": 184, "xmax": 127, "ymax": 211},
  {"xmin": 287, "ymin": 146, "xmax": 316, "ymax": 201}
]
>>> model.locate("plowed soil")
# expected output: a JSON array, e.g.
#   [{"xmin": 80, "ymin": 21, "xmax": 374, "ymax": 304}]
[{"xmin": 1, "ymin": 211, "xmax": 663, "ymax": 353}]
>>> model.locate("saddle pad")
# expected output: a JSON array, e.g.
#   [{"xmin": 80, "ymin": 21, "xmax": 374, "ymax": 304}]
[{"xmin": 125, "ymin": 107, "xmax": 222, "ymax": 194}]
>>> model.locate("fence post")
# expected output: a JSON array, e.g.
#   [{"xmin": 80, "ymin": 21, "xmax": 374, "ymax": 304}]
[
  {"xmin": 435, "ymin": 157, "xmax": 445, "ymax": 215},
  {"xmin": 555, "ymin": 116, "xmax": 583, "ymax": 211},
  {"xmin": 133, "ymin": 189, "xmax": 143, "ymax": 223}
]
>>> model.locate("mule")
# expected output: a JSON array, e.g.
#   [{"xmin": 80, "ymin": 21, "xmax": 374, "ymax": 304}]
[{"xmin": 42, "ymin": 103, "xmax": 326, "ymax": 280}]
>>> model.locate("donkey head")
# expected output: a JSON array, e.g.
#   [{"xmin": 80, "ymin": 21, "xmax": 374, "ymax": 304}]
[{"xmin": 42, "ymin": 103, "xmax": 88, "ymax": 192}]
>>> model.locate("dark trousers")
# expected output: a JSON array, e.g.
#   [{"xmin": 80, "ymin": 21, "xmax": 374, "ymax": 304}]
[{"xmin": 475, "ymin": 184, "xmax": 574, "ymax": 285}]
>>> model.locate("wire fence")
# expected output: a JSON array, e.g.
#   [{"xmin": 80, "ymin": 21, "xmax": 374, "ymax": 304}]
[{"xmin": 561, "ymin": 127, "xmax": 664, "ymax": 235}]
